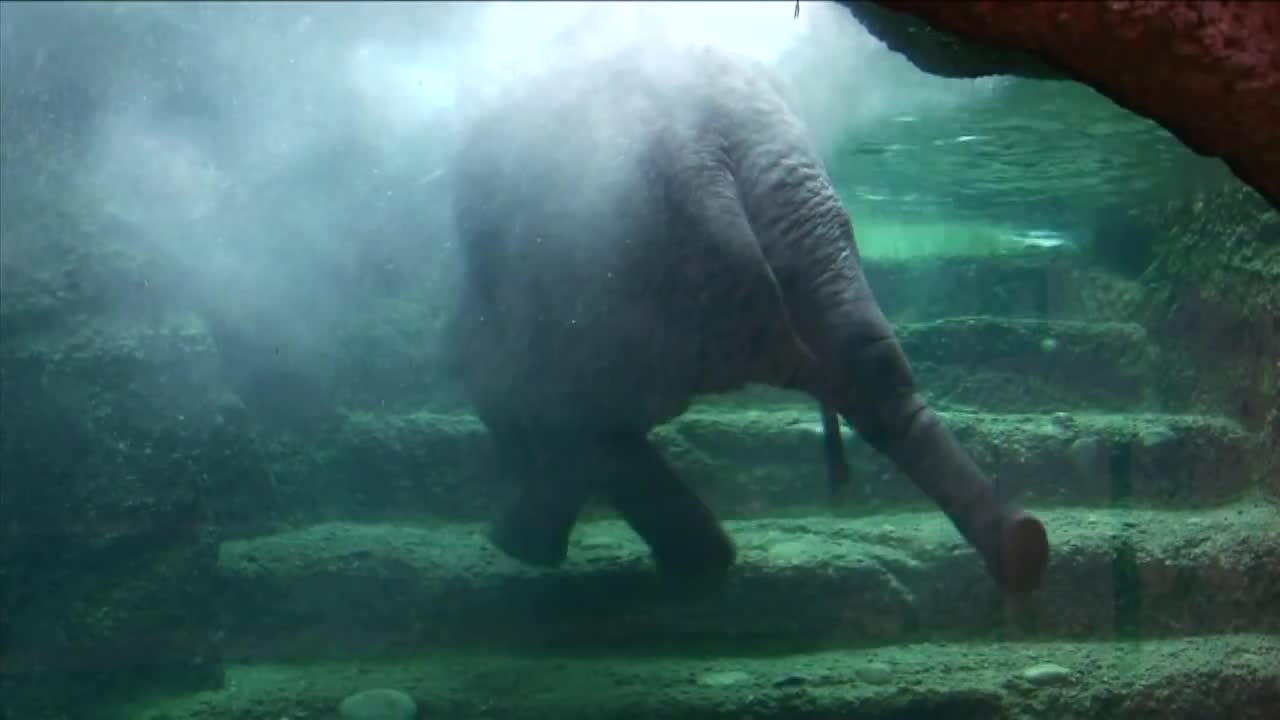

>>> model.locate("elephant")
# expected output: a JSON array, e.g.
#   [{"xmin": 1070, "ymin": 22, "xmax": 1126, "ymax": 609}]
[{"xmin": 444, "ymin": 41, "xmax": 1050, "ymax": 595}]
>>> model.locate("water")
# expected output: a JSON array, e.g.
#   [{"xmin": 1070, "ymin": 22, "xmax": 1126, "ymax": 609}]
[
  {"xmin": 1, "ymin": 3, "xmax": 1277, "ymax": 720},
  {"xmin": 835, "ymin": 79, "xmax": 1230, "ymax": 224}
]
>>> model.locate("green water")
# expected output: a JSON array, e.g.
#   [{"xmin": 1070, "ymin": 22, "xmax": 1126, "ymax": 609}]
[
  {"xmin": 834, "ymin": 78, "xmax": 1237, "ymax": 260},
  {"xmin": 836, "ymin": 79, "xmax": 1231, "ymax": 224}
]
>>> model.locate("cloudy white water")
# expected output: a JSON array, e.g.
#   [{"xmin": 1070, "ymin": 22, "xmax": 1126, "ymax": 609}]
[
  {"xmin": 4, "ymin": 1, "xmax": 1007, "ymax": 223},
  {"xmin": 0, "ymin": 1, "xmax": 1004, "ymax": 411}
]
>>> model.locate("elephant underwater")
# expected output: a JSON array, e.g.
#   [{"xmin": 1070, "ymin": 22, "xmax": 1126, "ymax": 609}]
[{"xmin": 444, "ymin": 41, "xmax": 1051, "ymax": 595}]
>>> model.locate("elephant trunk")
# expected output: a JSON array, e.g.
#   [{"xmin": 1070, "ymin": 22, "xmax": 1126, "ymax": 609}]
[
  {"xmin": 828, "ymin": 299, "xmax": 1050, "ymax": 595},
  {"xmin": 729, "ymin": 128, "xmax": 1046, "ymax": 591}
]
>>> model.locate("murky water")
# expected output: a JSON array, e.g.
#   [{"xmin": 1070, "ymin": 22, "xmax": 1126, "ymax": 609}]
[{"xmin": 835, "ymin": 78, "xmax": 1233, "ymax": 228}]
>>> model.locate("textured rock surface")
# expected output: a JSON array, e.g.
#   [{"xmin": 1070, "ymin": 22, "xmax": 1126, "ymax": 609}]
[
  {"xmin": 114, "ymin": 635, "xmax": 1280, "ymax": 720},
  {"xmin": 214, "ymin": 504, "xmax": 1280, "ymax": 659},
  {"xmin": 0, "ymin": 527, "xmax": 224, "ymax": 720},
  {"xmin": 1130, "ymin": 180, "xmax": 1280, "ymax": 500},
  {"xmin": 0, "ymin": 309, "xmax": 237, "ymax": 718},
  {"xmin": 845, "ymin": 1, "xmax": 1280, "ymax": 208},
  {"xmin": 876, "ymin": 317, "xmax": 1157, "ymax": 410},
  {"xmin": 721, "ymin": 317, "xmax": 1166, "ymax": 412},
  {"xmin": 316, "ymin": 407, "xmax": 1253, "ymax": 525},
  {"xmin": 863, "ymin": 251, "xmax": 1083, "ymax": 322},
  {"xmin": 1138, "ymin": 183, "xmax": 1280, "ymax": 426},
  {"xmin": 662, "ymin": 409, "xmax": 1253, "ymax": 511}
]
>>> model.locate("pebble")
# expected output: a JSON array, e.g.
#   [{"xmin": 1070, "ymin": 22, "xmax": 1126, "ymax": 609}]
[
  {"xmin": 766, "ymin": 540, "xmax": 811, "ymax": 564},
  {"xmin": 1139, "ymin": 428, "xmax": 1176, "ymax": 448},
  {"xmin": 338, "ymin": 688, "xmax": 418, "ymax": 720},
  {"xmin": 1050, "ymin": 412, "xmax": 1079, "ymax": 434},
  {"xmin": 1019, "ymin": 662, "xmax": 1074, "ymax": 687}
]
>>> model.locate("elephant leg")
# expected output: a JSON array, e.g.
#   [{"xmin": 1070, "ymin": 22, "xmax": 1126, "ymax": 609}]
[
  {"xmin": 667, "ymin": 161, "xmax": 822, "ymax": 393},
  {"xmin": 596, "ymin": 434, "xmax": 736, "ymax": 579},
  {"xmin": 488, "ymin": 431, "xmax": 596, "ymax": 568}
]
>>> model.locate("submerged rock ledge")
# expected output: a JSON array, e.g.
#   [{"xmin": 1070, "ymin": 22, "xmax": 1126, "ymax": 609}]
[
  {"xmin": 118, "ymin": 634, "xmax": 1280, "ymax": 720},
  {"xmin": 217, "ymin": 503, "xmax": 1280, "ymax": 659},
  {"xmin": 332, "ymin": 406, "xmax": 1253, "ymax": 528}
]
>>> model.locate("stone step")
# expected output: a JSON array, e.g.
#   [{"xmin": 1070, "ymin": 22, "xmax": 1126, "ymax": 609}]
[
  {"xmin": 332, "ymin": 409, "xmax": 1253, "ymax": 524},
  {"xmin": 863, "ymin": 251, "xmax": 1066, "ymax": 321},
  {"xmin": 115, "ymin": 634, "xmax": 1280, "ymax": 720},
  {"xmin": 673, "ymin": 408, "xmax": 1254, "ymax": 515},
  {"xmin": 904, "ymin": 317, "xmax": 1162, "ymax": 411},
  {"xmin": 215, "ymin": 503, "xmax": 1279, "ymax": 660},
  {"xmin": 708, "ymin": 316, "xmax": 1164, "ymax": 412},
  {"xmin": 861, "ymin": 250, "xmax": 1134, "ymax": 323}
]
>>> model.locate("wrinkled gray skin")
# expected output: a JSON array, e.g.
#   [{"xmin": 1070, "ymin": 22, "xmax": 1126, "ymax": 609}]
[{"xmin": 446, "ymin": 43, "xmax": 1049, "ymax": 594}]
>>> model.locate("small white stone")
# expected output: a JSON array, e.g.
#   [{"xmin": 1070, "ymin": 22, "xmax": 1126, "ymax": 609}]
[
  {"xmin": 338, "ymin": 688, "xmax": 418, "ymax": 720},
  {"xmin": 1019, "ymin": 662, "xmax": 1073, "ymax": 687}
]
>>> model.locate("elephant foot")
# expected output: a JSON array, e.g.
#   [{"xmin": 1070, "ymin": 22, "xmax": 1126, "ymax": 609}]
[
  {"xmin": 489, "ymin": 496, "xmax": 579, "ymax": 568},
  {"xmin": 487, "ymin": 437, "xmax": 596, "ymax": 569},
  {"xmin": 997, "ymin": 509, "xmax": 1049, "ymax": 595},
  {"xmin": 600, "ymin": 436, "xmax": 736, "ymax": 579}
]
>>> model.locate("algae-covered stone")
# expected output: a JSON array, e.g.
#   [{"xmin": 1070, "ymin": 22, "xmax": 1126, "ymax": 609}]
[
  {"xmin": 215, "ymin": 504, "xmax": 1280, "ymax": 659},
  {"xmin": 339, "ymin": 688, "xmax": 418, "ymax": 720},
  {"xmin": 107, "ymin": 635, "xmax": 1280, "ymax": 720}
]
